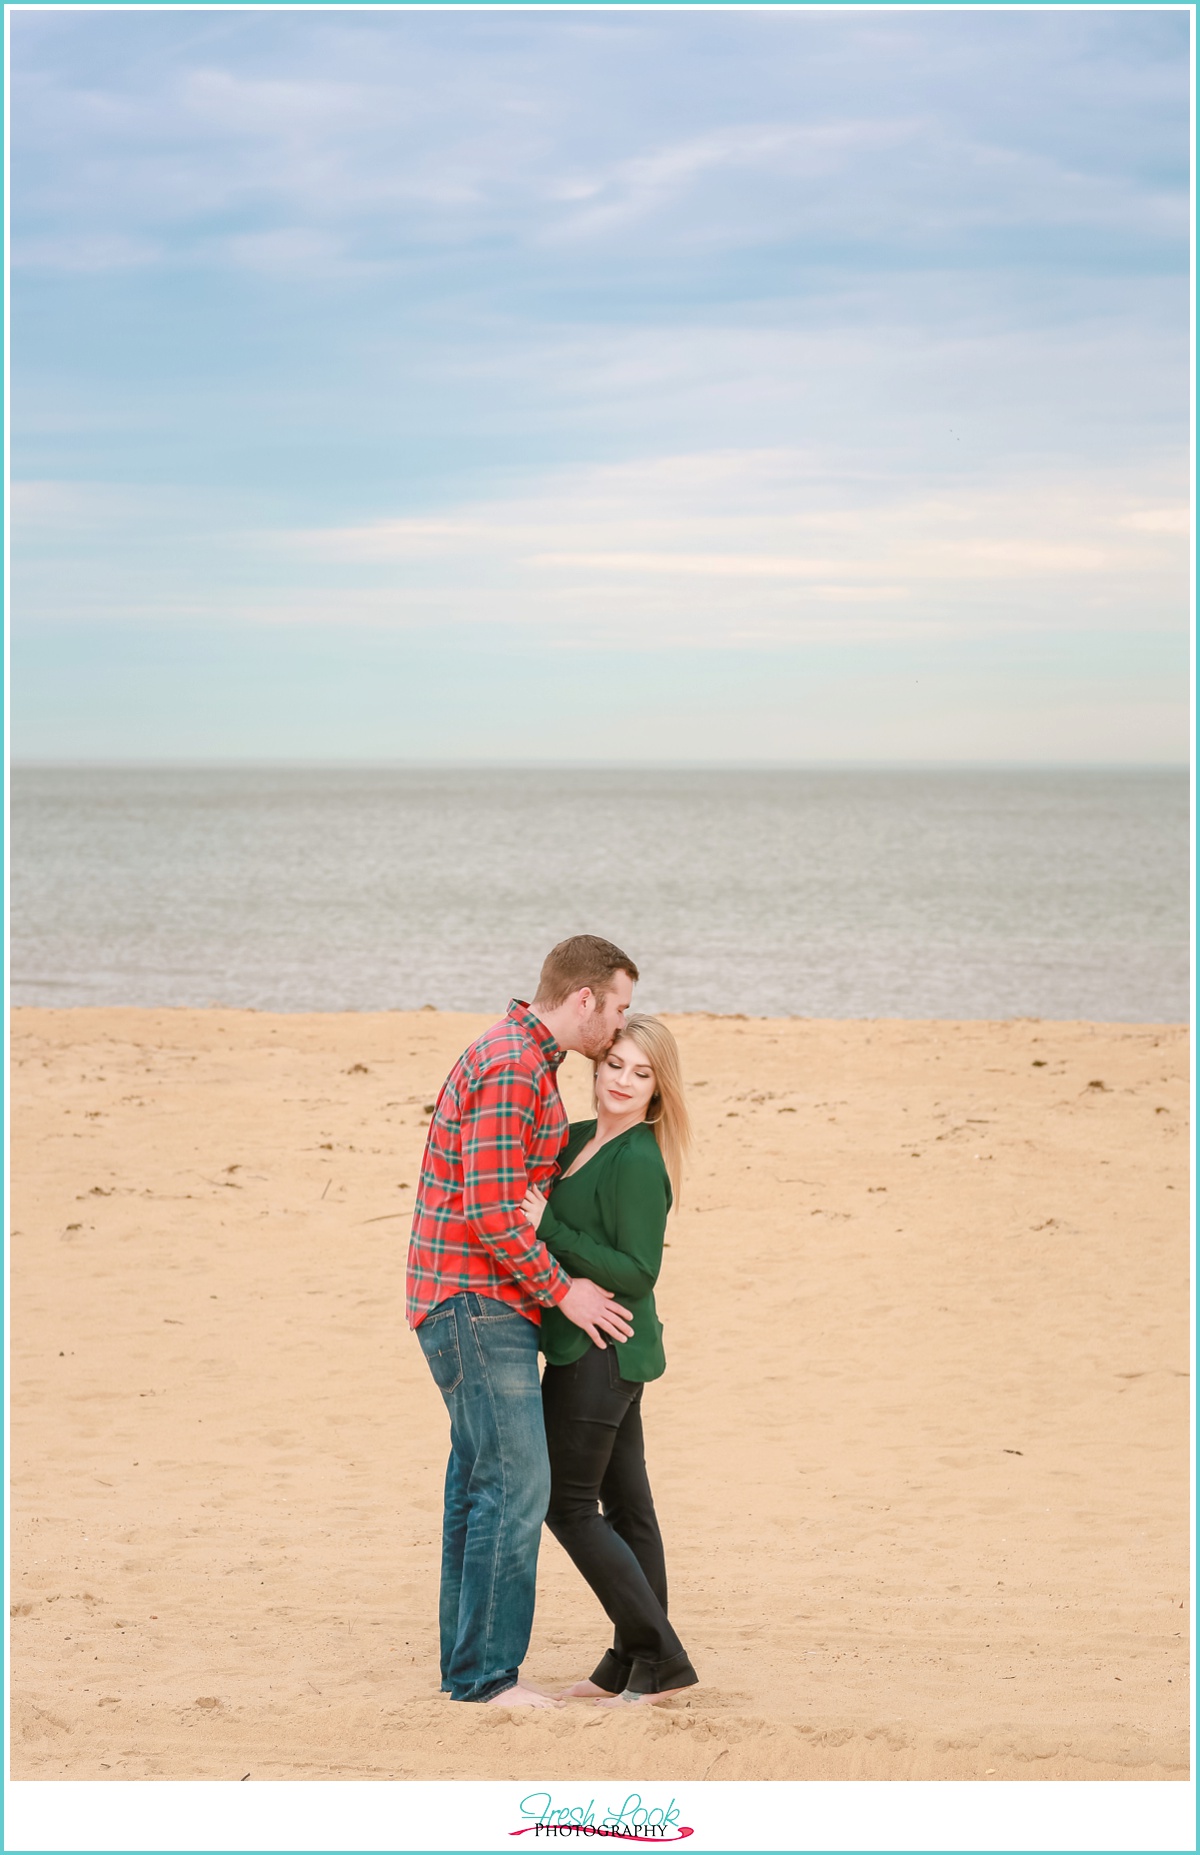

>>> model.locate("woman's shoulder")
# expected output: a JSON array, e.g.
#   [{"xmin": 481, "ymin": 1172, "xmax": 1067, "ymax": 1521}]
[
  {"xmin": 618, "ymin": 1124, "xmax": 671, "ymax": 1187},
  {"xmin": 562, "ymin": 1118, "xmax": 598, "ymax": 1159}
]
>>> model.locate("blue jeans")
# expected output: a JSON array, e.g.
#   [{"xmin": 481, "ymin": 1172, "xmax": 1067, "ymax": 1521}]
[{"xmin": 416, "ymin": 1292, "xmax": 550, "ymax": 1702}]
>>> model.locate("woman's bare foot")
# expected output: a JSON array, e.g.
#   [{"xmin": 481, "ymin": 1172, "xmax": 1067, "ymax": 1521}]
[
  {"xmin": 593, "ymin": 1686, "xmax": 693, "ymax": 1708},
  {"xmin": 560, "ymin": 1678, "xmax": 617, "ymax": 1700},
  {"xmin": 485, "ymin": 1684, "xmax": 564, "ymax": 1709}
]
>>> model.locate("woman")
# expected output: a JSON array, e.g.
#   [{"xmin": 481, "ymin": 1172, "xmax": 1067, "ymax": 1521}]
[{"xmin": 520, "ymin": 1013, "xmax": 698, "ymax": 1706}]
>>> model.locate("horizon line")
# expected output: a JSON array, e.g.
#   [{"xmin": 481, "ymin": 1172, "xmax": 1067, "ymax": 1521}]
[{"xmin": 8, "ymin": 757, "xmax": 1191, "ymax": 774}]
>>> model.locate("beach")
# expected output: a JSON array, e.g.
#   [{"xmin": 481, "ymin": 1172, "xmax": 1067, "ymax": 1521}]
[{"xmin": 10, "ymin": 1006, "xmax": 1190, "ymax": 1781}]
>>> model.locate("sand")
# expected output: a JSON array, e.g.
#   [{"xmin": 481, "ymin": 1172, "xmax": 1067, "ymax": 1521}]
[{"xmin": 9, "ymin": 1008, "xmax": 1190, "ymax": 1782}]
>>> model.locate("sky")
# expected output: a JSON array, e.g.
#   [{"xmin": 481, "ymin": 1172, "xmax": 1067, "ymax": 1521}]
[{"xmin": 9, "ymin": 6, "xmax": 1192, "ymax": 763}]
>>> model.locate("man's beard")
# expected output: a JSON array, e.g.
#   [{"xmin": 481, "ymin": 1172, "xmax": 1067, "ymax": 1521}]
[{"xmin": 580, "ymin": 1019, "xmax": 615, "ymax": 1061}]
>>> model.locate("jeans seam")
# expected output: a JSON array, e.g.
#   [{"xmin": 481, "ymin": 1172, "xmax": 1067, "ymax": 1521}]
[
  {"xmin": 469, "ymin": 1304, "xmax": 506, "ymax": 1693},
  {"xmin": 421, "ymin": 1314, "xmax": 464, "ymax": 1395},
  {"xmin": 470, "ymin": 1294, "xmax": 525, "ymax": 1323},
  {"xmin": 437, "ymin": 1294, "xmax": 546, "ymax": 1702}
]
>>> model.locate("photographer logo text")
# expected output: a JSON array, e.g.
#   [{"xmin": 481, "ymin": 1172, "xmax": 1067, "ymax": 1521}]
[{"xmin": 511, "ymin": 1792, "xmax": 694, "ymax": 1841}]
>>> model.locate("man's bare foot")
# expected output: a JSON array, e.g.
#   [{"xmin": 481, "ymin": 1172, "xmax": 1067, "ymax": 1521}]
[
  {"xmin": 594, "ymin": 1686, "xmax": 693, "ymax": 1707},
  {"xmin": 560, "ymin": 1678, "xmax": 617, "ymax": 1700},
  {"xmin": 485, "ymin": 1683, "xmax": 563, "ymax": 1709}
]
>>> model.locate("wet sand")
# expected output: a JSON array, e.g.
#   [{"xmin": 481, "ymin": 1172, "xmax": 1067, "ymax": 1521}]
[{"xmin": 9, "ymin": 1008, "xmax": 1190, "ymax": 1780}]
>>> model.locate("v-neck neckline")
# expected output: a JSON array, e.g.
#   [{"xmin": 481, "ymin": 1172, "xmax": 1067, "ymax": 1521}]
[{"xmin": 560, "ymin": 1121, "xmax": 634, "ymax": 1181}]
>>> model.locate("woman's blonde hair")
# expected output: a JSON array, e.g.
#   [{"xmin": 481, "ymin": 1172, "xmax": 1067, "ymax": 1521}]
[{"xmin": 605, "ymin": 1013, "xmax": 691, "ymax": 1203}]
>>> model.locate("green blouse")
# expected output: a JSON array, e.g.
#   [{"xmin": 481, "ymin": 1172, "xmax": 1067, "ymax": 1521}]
[{"xmin": 538, "ymin": 1119, "xmax": 672, "ymax": 1383}]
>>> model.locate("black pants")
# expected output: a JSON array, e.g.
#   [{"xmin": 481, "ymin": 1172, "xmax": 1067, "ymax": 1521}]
[{"xmin": 541, "ymin": 1346, "xmax": 698, "ymax": 1696}]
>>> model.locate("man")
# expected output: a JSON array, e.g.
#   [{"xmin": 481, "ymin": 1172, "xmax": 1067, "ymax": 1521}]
[{"xmin": 407, "ymin": 934, "xmax": 639, "ymax": 1708}]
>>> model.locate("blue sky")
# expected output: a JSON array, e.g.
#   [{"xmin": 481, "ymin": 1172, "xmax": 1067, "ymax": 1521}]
[{"xmin": 10, "ymin": 7, "xmax": 1191, "ymax": 762}]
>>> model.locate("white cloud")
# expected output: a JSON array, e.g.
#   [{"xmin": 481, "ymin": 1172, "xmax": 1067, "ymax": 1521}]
[
  {"xmin": 10, "ymin": 478, "xmax": 169, "ymax": 528},
  {"xmin": 528, "ymin": 552, "xmax": 866, "ymax": 578},
  {"xmin": 179, "ymin": 66, "xmax": 366, "ymax": 138},
  {"xmin": 1120, "ymin": 507, "xmax": 1191, "ymax": 535},
  {"xmin": 11, "ymin": 231, "xmax": 160, "ymax": 272},
  {"xmin": 12, "ymin": 14, "xmax": 1186, "ymax": 274},
  {"xmin": 542, "ymin": 117, "xmax": 919, "ymax": 240},
  {"xmin": 16, "ymin": 447, "xmax": 1187, "ymax": 652},
  {"xmin": 220, "ymin": 226, "xmax": 352, "ymax": 278},
  {"xmin": 251, "ymin": 448, "xmax": 1188, "ymax": 645}
]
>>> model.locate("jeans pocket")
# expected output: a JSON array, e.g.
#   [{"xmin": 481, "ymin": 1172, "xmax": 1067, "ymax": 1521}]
[
  {"xmin": 472, "ymin": 1302, "xmax": 540, "ymax": 1398},
  {"xmin": 470, "ymin": 1295, "xmax": 525, "ymax": 1324},
  {"xmin": 417, "ymin": 1310, "xmax": 463, "ymax": 1395}
]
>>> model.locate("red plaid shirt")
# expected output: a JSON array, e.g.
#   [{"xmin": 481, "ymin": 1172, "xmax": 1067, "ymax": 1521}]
[{"xmin": 406, "ymin": 1001, "xmax": 573, "ymax": 1329}]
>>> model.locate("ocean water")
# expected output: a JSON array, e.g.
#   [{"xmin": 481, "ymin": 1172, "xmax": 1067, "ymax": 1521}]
[{"xmin": 8, "ymin": 766, "xmax": 1191, "ymax": 1021}]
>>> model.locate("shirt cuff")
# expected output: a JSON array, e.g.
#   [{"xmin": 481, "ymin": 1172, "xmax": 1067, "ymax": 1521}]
[{"xmin": 543, "ymin": 1265, "xmax": 573, "ymax": 1307}]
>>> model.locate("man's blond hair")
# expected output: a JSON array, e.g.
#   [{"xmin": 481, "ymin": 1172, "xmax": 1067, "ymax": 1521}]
[{"xmin": 532, "ymin": 935, "xmax": 639, "ymax": 1009}]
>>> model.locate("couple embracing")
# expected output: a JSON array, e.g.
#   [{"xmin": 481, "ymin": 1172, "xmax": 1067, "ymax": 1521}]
[{"xmin": 405, "ymin": 935, "xmax": 698, "ymax": 1709}]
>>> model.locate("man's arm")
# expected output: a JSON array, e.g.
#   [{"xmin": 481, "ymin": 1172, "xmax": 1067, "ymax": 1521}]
[
  {"xmin": 459, "ymin": 1059, "xmax": 573, "ymax": 1306},
  {"xmin": 460, "ymin": 1060, "xmax": 633, "ymax": 1344},
  {"xmin": 538, "ymin": 1211, "xmax": 657, "ymax": 1300}
]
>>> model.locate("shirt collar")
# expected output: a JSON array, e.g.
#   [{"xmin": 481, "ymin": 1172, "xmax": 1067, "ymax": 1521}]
[{"xmin": 507, "ymin": 999, "xmax": 567, "ymax": 1070}]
